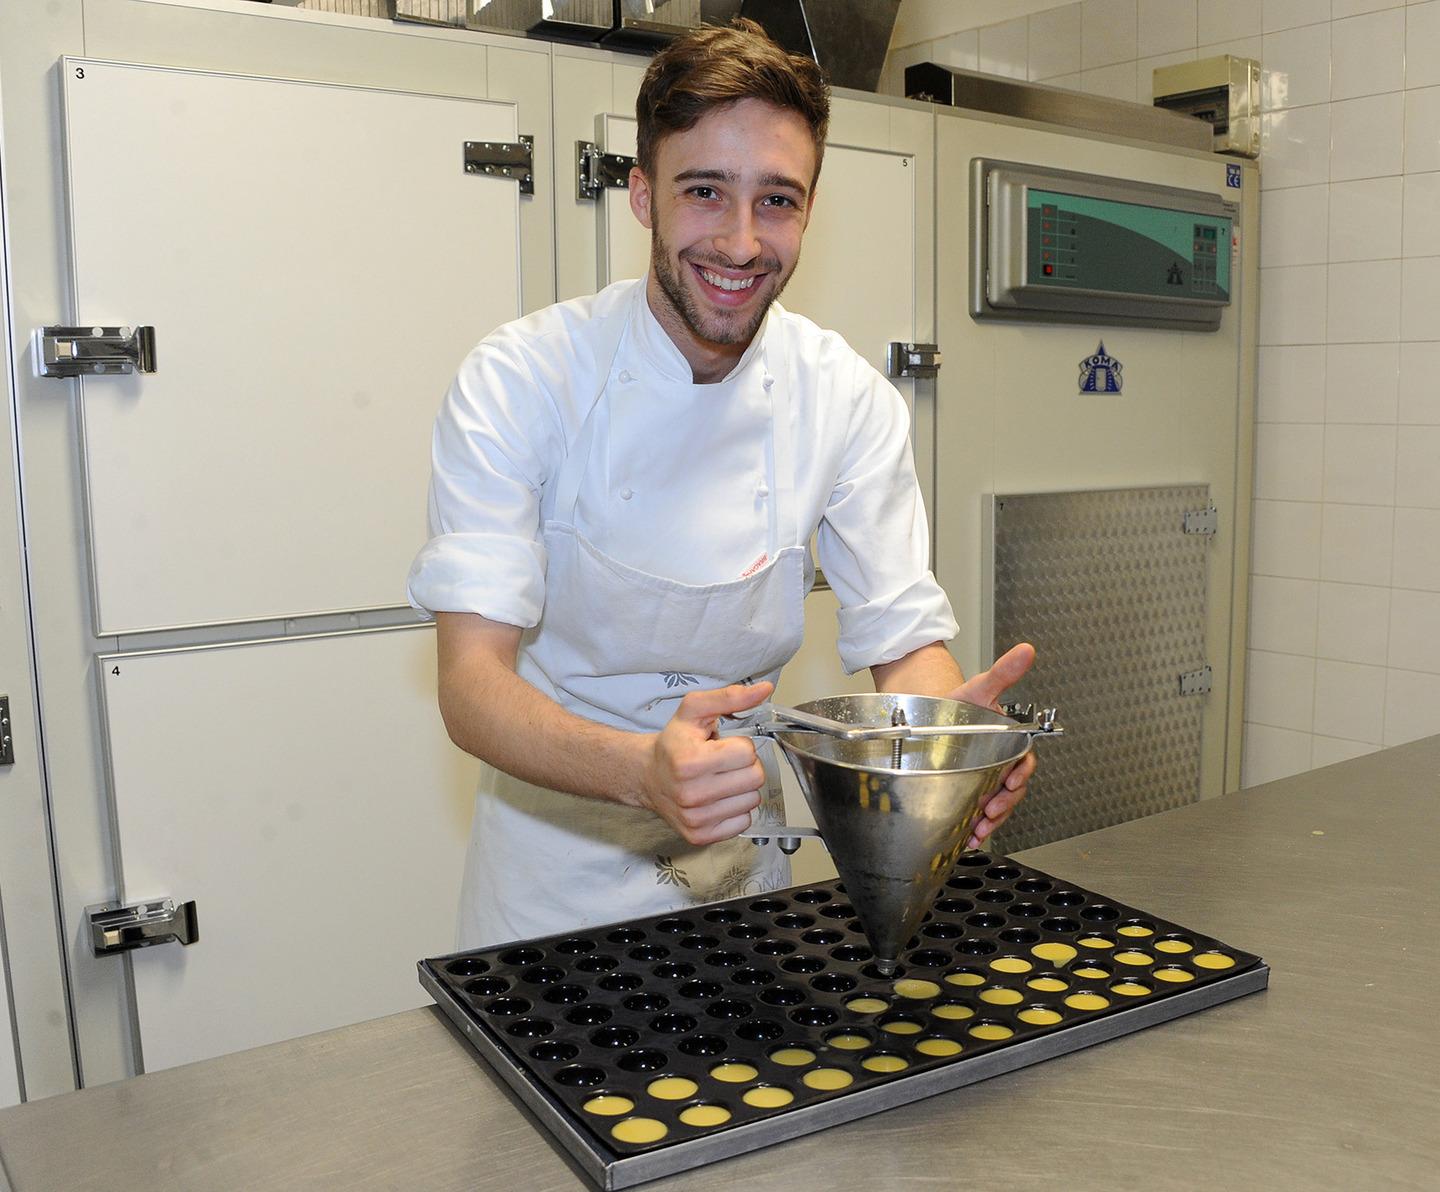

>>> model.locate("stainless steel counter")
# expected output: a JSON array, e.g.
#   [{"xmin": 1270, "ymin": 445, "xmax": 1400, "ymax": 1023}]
[{"xmin": 3, "ymin": 737, "xmax": 1438, "ymax": 1191}]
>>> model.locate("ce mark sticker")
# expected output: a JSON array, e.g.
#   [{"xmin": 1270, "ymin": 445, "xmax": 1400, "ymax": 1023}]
[{"xmin": 1226, "ymin": 163, "xmax": 1241, "ymax": 188}]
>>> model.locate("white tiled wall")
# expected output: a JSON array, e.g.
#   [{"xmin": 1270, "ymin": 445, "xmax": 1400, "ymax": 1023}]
[{"xmin": 883, "ymin": 0, "xmax": 1440, "ymax": 788}]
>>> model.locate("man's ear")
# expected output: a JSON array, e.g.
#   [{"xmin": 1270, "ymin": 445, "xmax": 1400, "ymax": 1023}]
[{"xmin": 628, "ymin": 166, "xmax": 654, "ymax": 230}]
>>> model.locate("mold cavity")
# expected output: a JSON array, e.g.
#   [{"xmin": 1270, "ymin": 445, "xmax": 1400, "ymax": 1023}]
[
  {"xmin": 543, "ymin": 984, "xmax": 588, "ymax": 1005},
  {"xmin": 522, "ymin": 965, "xmax": 565, "ymax": 985},
  {"xmin": 1080, "ymin": 904, "xmax": 1121, "ymax": 922},
  {"xmin": 735, "ymin": 1019, "xmax": 785, "ymax": 1042},
  {"xmin": 820, "ymin": 903, "xmax": 856, "ymax": 919},
  {"xmin": 830, "ymin": 944, "xmax": 871, "ymax": 964},
  {"xmin": 781, "ymin": 955, "xmax": 825, "ymax": 975},
  {"xmin": 946, "ymin": 876, "xmax": 984, "ymax": 891},
  {"xmin": 463, "ymin": 977, "xmax": 509, "ymax": 997},
  {"xmin": 703, "ymin": 908, "xmax": 742, "ymax": 924},
  {"xmin": 704, "ymin": 952, "xmax": 743, "ymax": 969},
  {"xmin": 753, "ymin": 939, "xmax": 795, "ymax": 956},
  {"xmin": 498, "ymin": 947, "xmax": 544, "ymax": 966},
  {"xmin": 529, "ymin": 1041, "xmax": 578, "ymax": 1062},
  {"xmin": 506, "ymin": 1019, "xmax": 552, "ymax": 1038},
  {"xmin": 749, "ymin": 899, "xmax": 788, "ymax": 914},
  {"xmin": 1009, "ymin": 902, "xmax": 1045, "ymax": 918},
  {"xmin": 655, "ymin": 917, "xmax": 693, "ymax": 934},
  {"xmin": 628, "ymin": 945, "xmax": 669, "ymax": 963},
  {"xmin": 774, "ymin": 914, "xmax": 815, "ymax": 930},
  {"xmin": 590, "ymin": 1026, "xmax": 640, "ymax": 1048},
  {"xmin": 934, "ymin": 898, "xmax": 974, "ymax": 915},
  {"xmin": 598, "ymin": 972, "xmax": 643, "ymax": 992},
  {"xmin": 907, "ymin": 949, "xmax": 950, "ymax": 968},
  {"xmin": 956, "ymin": 938, "xmax": 998, "ymax": 956},
  {"xmin": 759, "ymin": 984, "xmax": 807, "ymax": 1007},
  {"xmin": 679, "ymin": 980, "xmax": 724, "ymax": 1000},
  {"xmin": 976, "ymin": 889, "xmax": 1014, "ymax": 904},
  {"xmin": 707, "ymin": 999, "xmax": 753, "ymax": 1020},
  {"xmin": 622, "ymin": 993, "xmax": 668, "ymax": 1013},
  {"xmin": 679, "ymin": 935, "xmax": 720, "ymax": 950},
  {"xmin": 575, "ymin": 955, "xmax": 618, "ymax": 973},
  {"xmin": 802, "ymin": 929, "xmax": 844, "ymax": 946},
  {"xmin": 554, "ymin": 937, "xmax": 595, "ymax": 955},
  {"xmin": 446, "ymin": 957, "xmax": 489, "ymax": 977},
  {"xmin": 653, "ymin": 962, "xmax": 696, "ymax": 980},
  {"xmin": 553, "ymin": 1065, "xmax": 606, "ymax": 1087},
  {"xmin": 565, "ymin": 1005, "xmax": 612, "ymax": 1026},
  {"xmin": 984, "ymin": 864, "xmax": 1021, "ymax": 881},
  {"xmin": 999, "ymin": 928, "xmax": 1041, "ymax": 945},
  {"xmin": 1015, "ymin": 878, "xmax": 1052, "ymax": 894},
  {"xmin": 966, "ymin": 912, "xmax": 1004, "ymax": 930},
  {"xmin": 650, "ymin": 1013, "xmax": 698, "ymax": 1034},
  {"xmin": 810, "ymin": 972, "xmax": 857, "ymax": 994},
  {"xmin": 1046, "ymin": 891, "xmax": 1085, "ymax": 907},
  {"xmin": 484, "ymin": 998, "xmax": 530, "ymax": 1016},
  {"xmin": 678, "ymin": 1034, "xmax": 728, "ymax": 1056},
  {"xmin": 921, "ymin": 921, "xmax": 964, "ymax": 940},
  {"xmin": 731, "ymin": 967, "xmax": 775, "ymax": 986},
  {"xmin": 789, "ymin": 1005, "xmax": 839, "ymax": 1028},
  {"xmin": 1039, "ymin": 917, "xmax": 1081, "ymax": 934},
  {"xmin": 616, "ymin": 1049, "xmax": 669, "ymax": 1073},
  {"xmin": 794, "ymin": 889, "xmax": 831, "ymax": 903},
  {"xmin": 606, "ymin": 929, "xmax": 646, "ymax": 944},
  {"xmin": 728, "ymin": 924, "xmax": 766, "ymax": 940}
]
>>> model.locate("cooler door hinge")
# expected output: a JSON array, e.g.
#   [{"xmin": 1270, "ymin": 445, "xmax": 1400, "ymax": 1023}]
[
  {"xmin": 36, "ymin": 325, "xmax": 156, "ymax": 378},
  {"xmin": 464, "ymin": 135, "xmax": 534, "ymax": 194},
  {"xmin": 576, "ymin": 140, "xmax": 636, "ymax": 201},
  {"xmin": 886, "ymin": 342, "xmax": 942, "ymax": 379}
]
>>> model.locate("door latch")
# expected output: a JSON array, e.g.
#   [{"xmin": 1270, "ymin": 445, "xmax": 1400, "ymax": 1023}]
[
  {"xmin": 86, "ymin": 898, "xmax": 199, "ymax": 956},
  {"xmin": 36, "ymin": 325, "xmax": 157, "ymax": 378}
]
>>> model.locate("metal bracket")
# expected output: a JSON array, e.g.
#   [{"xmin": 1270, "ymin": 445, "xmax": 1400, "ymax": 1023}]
[
  {"xmin": 464, "ymin": 135, "xmax": 534, "ymax": 194},
  {"xmin": 741, "ymin": 825, "xmax": 820, "ymax": 855},
  {"xmin": 36, "ymin": 325, "xmax": 156, "ymax": 378},
  {"xmin": 1183, "ymin": 505, "xmax": 1218, "ymax": 536},
  {"xmin": 0, "ymin": 695, "xmax": 12, "ymax": 766},
  {"xmin": 1178, "ymin": 666, "xmax": 1213, "ymax": 697},
  {"xmin": 577, "ymin": 140, "xmax": 636, "ymax": 201},
  {"xmin": 87, "ymin": 898, "xmax": 199, "ymax": 956},
  {"xmin": 886, "ymin": 342, "xmax": 942, "ymax": 379}
]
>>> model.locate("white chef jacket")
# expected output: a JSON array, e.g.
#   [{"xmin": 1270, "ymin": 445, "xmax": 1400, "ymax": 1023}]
[{"xmin": 409, "ymin": 277, "xmax": 956, "ymax": 670}]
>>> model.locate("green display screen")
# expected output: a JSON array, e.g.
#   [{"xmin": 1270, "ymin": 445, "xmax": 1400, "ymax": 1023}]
[{"xmin": 1026, "ymin": 188, "xmax": 1232, "ymax": 301}]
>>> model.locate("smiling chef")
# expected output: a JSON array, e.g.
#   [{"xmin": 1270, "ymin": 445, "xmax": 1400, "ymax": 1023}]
[{"xmin": 407, "ymin": 18, "xmax": 1038, "ymax": 949}]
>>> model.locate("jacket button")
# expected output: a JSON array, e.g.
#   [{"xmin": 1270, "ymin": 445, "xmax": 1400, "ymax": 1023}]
[
  {"xmin": 620, "ymin": 487, "xmax": 634, "ymax": 501},
  {"xmin": 618, "ymin": 369, "xmax": 634, "ymax": 383}
]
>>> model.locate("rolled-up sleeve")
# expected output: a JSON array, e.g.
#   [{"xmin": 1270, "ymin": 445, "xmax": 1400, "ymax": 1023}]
[
  {"xmin": 815, "ymin": 353, "xmax": 958, "ymax": 674},
  {"xmin": 406, "ymin": 335, "xmax": 560, "ymax": 628}
]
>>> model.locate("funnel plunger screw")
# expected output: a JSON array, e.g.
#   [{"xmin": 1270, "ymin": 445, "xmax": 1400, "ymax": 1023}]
[
  {"xmin": 891, "ymin": 707, "xmax": 906, "ymax": 769},
  {"xmin": 874, "ymin": 958, "xmax": 898, "ymax": 977}
]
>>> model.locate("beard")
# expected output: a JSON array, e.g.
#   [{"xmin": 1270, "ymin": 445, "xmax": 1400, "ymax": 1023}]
[{"xmin": 649, "ymin": 224, "xmax": 797, "ymax": 349}]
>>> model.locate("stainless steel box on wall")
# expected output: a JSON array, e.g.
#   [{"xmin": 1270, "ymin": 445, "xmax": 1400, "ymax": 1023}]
[{"xmin": 985, "ymin": 485, "xmax": 1214, "ymax": 853}]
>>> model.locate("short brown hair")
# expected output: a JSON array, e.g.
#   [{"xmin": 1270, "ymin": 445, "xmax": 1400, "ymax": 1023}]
[{"xmin": 635, "ymin": 17, "xmax": 830, "ymax": 184}]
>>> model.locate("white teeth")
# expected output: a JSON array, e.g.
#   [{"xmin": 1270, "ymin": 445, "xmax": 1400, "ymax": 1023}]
[{"xmin": 700, "ymin": 268, "xmax": 757, "ymax": 292}]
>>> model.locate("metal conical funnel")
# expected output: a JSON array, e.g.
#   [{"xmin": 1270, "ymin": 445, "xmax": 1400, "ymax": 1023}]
[{"xmin": 773, "ymin": 694, "xmax": 1033, "ymax": 975}]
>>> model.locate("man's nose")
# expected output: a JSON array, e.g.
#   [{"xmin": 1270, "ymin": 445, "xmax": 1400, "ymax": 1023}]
[{"xmin": 713, "ymin": 205, "xmax": 761, "ymax": 265}]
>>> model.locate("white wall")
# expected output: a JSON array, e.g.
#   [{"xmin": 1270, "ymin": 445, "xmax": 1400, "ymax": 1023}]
[{"xmin": 884, "ymin": 0, "xmax": 1440, "ymax": 788}]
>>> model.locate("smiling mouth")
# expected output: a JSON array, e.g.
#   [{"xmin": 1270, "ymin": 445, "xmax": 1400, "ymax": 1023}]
[{"xmin": 696, "ymin": 265, "xmax": 761, "ymax": 293}]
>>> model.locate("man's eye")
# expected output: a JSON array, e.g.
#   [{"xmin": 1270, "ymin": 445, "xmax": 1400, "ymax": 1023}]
[
  {"xmin": 763, "ymin": 194, "xmax": 798, "ymax": 208},
  {"xmin": 689, "ymin": 186, "xmax": 717, "ymax": 200}
]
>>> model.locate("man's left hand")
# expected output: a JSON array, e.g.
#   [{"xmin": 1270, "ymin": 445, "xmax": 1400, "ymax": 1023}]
[{"xmin": 947, "ymin": 642, "xmax": 1037, "ymax": 849}]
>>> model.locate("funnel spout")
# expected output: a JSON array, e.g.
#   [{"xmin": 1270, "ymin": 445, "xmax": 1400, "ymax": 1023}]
[{"xmin": 872, "ymin": 957, "xmax": 898, "ymax": 977}]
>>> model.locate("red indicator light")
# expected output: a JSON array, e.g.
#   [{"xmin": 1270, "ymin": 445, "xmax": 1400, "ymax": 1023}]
[{"xmin": 1043, "ymin": 264, "xmax": 1054, "ymax": 276}]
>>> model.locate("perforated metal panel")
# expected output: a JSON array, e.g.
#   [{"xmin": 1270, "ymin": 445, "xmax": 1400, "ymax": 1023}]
[{"xmin": 987, "ymin": 485, "xmax": 1211, "ymax": 853}]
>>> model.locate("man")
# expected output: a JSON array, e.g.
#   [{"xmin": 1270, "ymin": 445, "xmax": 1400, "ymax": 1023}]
[{"xmin": 407, "ymin": 19, "xmax": 1036, "ymax": 948}]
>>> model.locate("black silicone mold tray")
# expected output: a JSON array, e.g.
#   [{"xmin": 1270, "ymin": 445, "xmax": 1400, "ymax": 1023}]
[{"xmin": 420, "ymin": 853, "xmax": 1267, "ymax": 1189}]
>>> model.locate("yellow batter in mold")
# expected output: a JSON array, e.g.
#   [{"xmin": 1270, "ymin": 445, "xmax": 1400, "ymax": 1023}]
[
  {"xmin": 1155, "ymin": 938, "xmax": 1194, "ymax": 954},
  {"xmin": 930, "ymin": 1003, "xmax": 974, "ymax": 1020},
  {"xmin": 679, "ymin": 1104, "xmax": 731, "ymax": 1127},
  {"xmin": 803, "ymin": 1068, "xmax": 854, "ymax": 1090},
  {"xmin": 915, "ymin": 1038, "xmax": 963, "ymax": 1057},
  {"xmin": 1027, "ymin": 976, "xmax": 1068, "ymax": 993},
  {"xmin": 1078, "ymin": 935, "xmax": 1115, "ymax": 950},
  {"xmin": 1193, "ymin": 952, "xmax": 1236, "ymax": 969},
  {"xmin": 1114, "ymin": 951, "xmax": 1154, "ymax": 967},
  {"xmin": 968, "ymin": 1023, "xmax": 1014, "ymax": 1041},
  {"xmin": 1016, "ymin": 1007, "xmax": 1062, "ymax": 1026},
  {"xmin": 742, "ymin": 1085, "xmax": 794, "ymax": 1109},
  {"xmin": 611, "ymin": 1118, "xmax": 667, "ymax": 1144},
  {"xmin": 647, "ymin": 1077, "xmax": 698, "ymax": 1100},
  {"xmin": 769, "ymin": 1047, "xmax": 816, "ymax": 1067},
  {"xmin": 1111, "ymin": 981, "xmax": 1150, "ymax": 997},
  {"xmin": 1118, "ymin": 923, "xmax": 1154, "ymax": 938},
  {"xmin": 846, "ymin": 997, "xmax": 889, "ymax": 1014},
  {"xmin": 862, "ymin": 1054, "xmax": 909, "ymax": 1073},
  {"xmin": 1064, "ymin": 992, "xmax": 1110, "ymax": 1011},
  {"xmin": 1031, "ymin": 942, "xmax": 1077, "ymax": 965},
  {"xmin": 880, "ymin": 1019, "xmax": 923, "ymax": 1035},
  {"xmin": 990, "ymin": 957, "xmax": 1032, "ymax": 974},
  {"xmin": 1153, "ymin": 967, "xmax": 1195, "ymax": 983},
  {"xmin": 979, "ymin": 987, "xmax": 1023, "ymax": 1006},
  {"xmin": 893, "ymin": 979, "xmax": 942, "ymax": 999},
  {"xmin": 583, "ymin": 1095, "xmax": 634, "ymax": 1116},
  {"xmin": 1072, "ymin": 965, "xmax": 1110, "ymax": 979},
  {"xmin": 944, "ymin": 970, "xmax": 985, "ymax": 987},
  {"xmin": 825, "ymin": 1033, "xmax": 871, "ymax": 1051},
  {"xmin": 709, "ymin": 1063, "xmax": 758, "ymax": 1083}
]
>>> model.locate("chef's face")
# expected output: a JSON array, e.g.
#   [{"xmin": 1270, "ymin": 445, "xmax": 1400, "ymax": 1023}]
[{"xmin": 630, "ymin": 98, "xmax": 817, "ymax": 361}]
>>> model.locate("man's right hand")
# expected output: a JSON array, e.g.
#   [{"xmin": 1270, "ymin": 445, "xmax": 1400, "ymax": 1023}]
[{"xmin": 637, "ymin": 681, "xmax": 774, "ymax": 846}]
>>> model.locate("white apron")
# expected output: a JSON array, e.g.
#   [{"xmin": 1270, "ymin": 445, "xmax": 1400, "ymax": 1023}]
[{"xmin": 457, "ymin": 293, "xmax": 808, "ymax": 948}]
